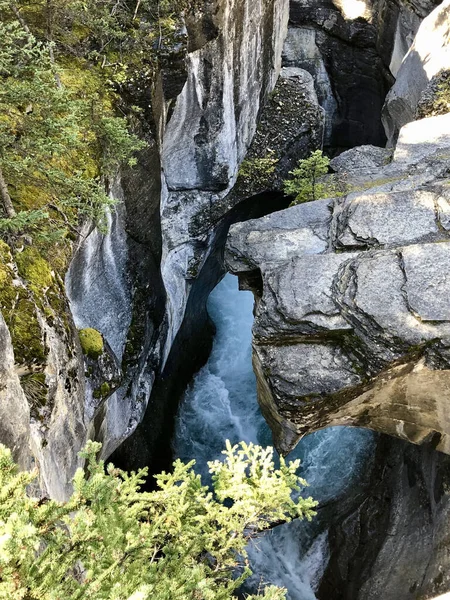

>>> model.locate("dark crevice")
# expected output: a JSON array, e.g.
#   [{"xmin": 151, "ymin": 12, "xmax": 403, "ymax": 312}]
[{"xmin": 110, "ymin": 191, "xmax": 290, "ymax": 484}]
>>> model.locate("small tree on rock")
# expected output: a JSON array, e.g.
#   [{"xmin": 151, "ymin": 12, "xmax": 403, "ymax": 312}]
[{"xmin": 283, "ymin": 150, "xmax": 330, "ymax": 205}]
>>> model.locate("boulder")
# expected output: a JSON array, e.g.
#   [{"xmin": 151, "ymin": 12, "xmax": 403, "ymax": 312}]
[{"xmin": 225, "ymin": 113, "xmax": 450, "ymax": 456}]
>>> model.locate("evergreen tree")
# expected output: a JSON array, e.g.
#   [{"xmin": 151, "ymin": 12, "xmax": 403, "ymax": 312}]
[
  {"xmin": 283, "ymin": 150, "xmax": 331, "ymax": 205},
  {"xmin": 0, "ymin": 440, "xmax": 317, "ymax": 600},
  {"xmin": 0, "ymin": 1, "xmax": 145, "ymax": 240}
]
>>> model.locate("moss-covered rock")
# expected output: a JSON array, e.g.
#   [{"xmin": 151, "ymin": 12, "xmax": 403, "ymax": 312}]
[
  {"xmin": 79, "ymin": 328, "xmax": 104, "ymax": 360},
  {"xmin": 0, "ymin": 242, "xmax": 47, "ymax": 365},
  {"xmin": 417, "ymin": 70, "xmax": 450, "ymax": 119},
  {"xmin": 15, "ymin": 247, "xmax": 53, "ymax": 295},
  {"xmin": 10, "ymin": 297, "xmax": 47, "ymax": 364},
  {"xmin": 93, "ymin": 381, "xmax": 111, "ymax": 400},
  {"xmin": 0, "ymin": 240, "xmax": 17, "ymax": 311}
]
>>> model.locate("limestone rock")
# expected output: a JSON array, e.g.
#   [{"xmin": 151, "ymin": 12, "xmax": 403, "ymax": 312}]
[
  {"xmin": 330, "ymin": 145, "xmax": 393, "ymax": 174},
  {"xmin": 225, "ymin": 113, "xmax": 450, "ymax": 456},
  {"xmin": 382, "ymin": 0, "xmax": 450, "ymax": 145}
]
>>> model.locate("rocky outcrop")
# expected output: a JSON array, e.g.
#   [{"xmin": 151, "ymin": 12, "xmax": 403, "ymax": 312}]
[
  {"xmin": 283, "ymin": 0, "xmax": 442, "ymax": 149},
  {"xmin": 382, "ymin": 0, "xmax": 450, "ymax": 145},
  {"xmin": 318, "ymin": 435, "xmax": 450, "ymax": 600},
  {"xmin": 225, "ymin": 67, "xmax": 324, "ymax": 203},
  {"xmin": 225, "ymin": 112, "xmax": 450, "ymax": 455}
]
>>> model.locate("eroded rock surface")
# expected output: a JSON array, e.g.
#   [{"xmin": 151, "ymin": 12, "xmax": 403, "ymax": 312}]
[
  {"xmin": 382, "ymin": 0, "xmax": 450, "ymax": 145},
  {"xmin": 225, "ymin": 113, "xmax": 450, "ymax": 455}
]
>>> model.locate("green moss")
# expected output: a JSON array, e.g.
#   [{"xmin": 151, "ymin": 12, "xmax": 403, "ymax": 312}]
[
  {"xmin": 93, "ymin": 381, "xmax": 111, "ymax": 400},
  {"xmin": 238, "ymin": 153, "xmax": 278, "ymax": 185},
  {"xmin": 10, "ymin": 296, "xmax": 47, "ymax": 364},
  {"xmin": 0, "ymin": 241, "xmax": 16, "ymax": 311},
  {"xmin": 79, "ymin": 328, "xmax": 104, "ymax": 360},
  {"xmin": 15, "ymin": 247, "xmax": 53, "ymax": 295},
  {"xmin": 345, "ymin": 175, "xmax": 403, "ymax": 195},
  {"xmin": 0, "ymin": 242, "xmax": 47, "ymax": 365}
]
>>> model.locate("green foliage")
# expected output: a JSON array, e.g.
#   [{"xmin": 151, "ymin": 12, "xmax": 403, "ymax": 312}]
[
  {"xmin": 0, "ymin": 440, "xmax": 317, "ymax": 600},
  {"xmin": 78, "ymin": 327, "xmax": 104, "ymax": 359},
  {"xmin": 0, "ymin": 1, "xmax": 146, "ymax": 242},
  {"xmin": 93, "ymin": 381, "xmax": 111, "ymax": 399},
  {"xmin": 283, "ymin": 150, "xmax": 332, "ymax": 205}
]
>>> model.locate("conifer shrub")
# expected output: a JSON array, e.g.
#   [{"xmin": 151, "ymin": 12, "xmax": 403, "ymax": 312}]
[
  {"xmin": 283, "ymin": 150, "xmax": 331, "ymax": 205},
  {"xmin": 0, "ymin": 440, "xmax": 317, "ymax": 600},
  {"xmin": 283, "ymin": 150, "xmax": 347, "ymax": 206}
]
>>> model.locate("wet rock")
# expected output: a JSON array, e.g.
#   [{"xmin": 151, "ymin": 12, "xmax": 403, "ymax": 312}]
[{"xmin": 319, "ymin": 436, "xmax": 450, "ymax": 600}]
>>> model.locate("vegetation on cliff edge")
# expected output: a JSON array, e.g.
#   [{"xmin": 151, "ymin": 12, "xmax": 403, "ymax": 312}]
[{"xmin": 0, "ymin": 439, "xmax": 317, "ymax": 600}]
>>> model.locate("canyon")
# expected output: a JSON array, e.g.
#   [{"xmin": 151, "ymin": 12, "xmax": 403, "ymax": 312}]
[{"xmin": 1, "ymin": 0, "xmax": 450, "ymax": 596}]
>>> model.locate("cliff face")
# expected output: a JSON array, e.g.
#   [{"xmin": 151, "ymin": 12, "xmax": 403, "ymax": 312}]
[
  {"xmin": 64, "ymin": 0, "xmax": 291, "ymax": 479},
  {"xmin": 1, "ymin": 0, "xmax": 446, "ymax": 503},
  {"xmin": 318, "ymin": 435, "xmax": 450, "ymax": 600},
  {"xmin": 383, "ymin": 0, "xmax": 450, "ymax": 144},
  {"xmin": 0, "ymin": 0, "xmax": 290, "ymax": 498},
  {"xmin": 226, "ymin": 112, "xmax": 450, "ymax": 455},
  {"xmin": 284, "ymin": 0, "xmax": 441, "ymax": 147}
]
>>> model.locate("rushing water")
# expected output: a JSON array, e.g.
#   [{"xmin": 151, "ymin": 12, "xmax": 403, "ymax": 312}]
[{"xmin": 173, "ymin": 274, "xmax": 376, "ymax": 599}]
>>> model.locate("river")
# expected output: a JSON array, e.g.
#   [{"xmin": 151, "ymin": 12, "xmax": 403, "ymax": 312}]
[{"xmin": 173, "ymin": 273, "xmax": 376, "ymax": 599}]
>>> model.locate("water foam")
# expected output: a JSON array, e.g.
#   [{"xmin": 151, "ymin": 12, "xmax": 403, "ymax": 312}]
[{"xmin": 173, "ymin": 273, "xmax": 375, "ymax": 598}]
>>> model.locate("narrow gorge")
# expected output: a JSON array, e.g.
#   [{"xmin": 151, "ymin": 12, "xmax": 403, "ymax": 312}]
[{"xmin": 1, "ymin": 0, "xmax": 450, "ymax": 597}]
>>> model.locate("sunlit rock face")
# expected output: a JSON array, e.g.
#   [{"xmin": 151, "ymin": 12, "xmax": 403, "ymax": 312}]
[
  {"xmin": 382, "ymin": 0, "xmax": 450, "ymax": 145},
  {"xmin": 225, "ymin": 113, "xmax": 450, "ymax": 455},
  {"xmin": 158, "ymin": 0, "xmax": 289, "ymax": 362},
  {"xmin": 284, "ymin": 0, "xmax": 441, "ymax": 148}
]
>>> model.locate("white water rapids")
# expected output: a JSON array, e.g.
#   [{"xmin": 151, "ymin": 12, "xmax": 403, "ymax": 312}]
[{"xmin": 173, "ymin": 274, "xmax": 376, "ymax": 599}]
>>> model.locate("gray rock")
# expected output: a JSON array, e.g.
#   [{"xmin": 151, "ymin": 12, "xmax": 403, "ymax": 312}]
[
  {"xmin": 225, "ymin": 117, "xmax": 450, "ymax": 459},
  {"xmin": 226, "ymin": 198, "xmax": 333, "ymax": 272},
  {"xmin": 0, "ymin": 313, "xmax": 31, "ymax": 470},
  {"xmin": 393, "ymin": 112, "xmax": 450, "ymax": 164},
  {"xmin": 334, "ymin": 188, "xmax": 448, "ymax": 248},
  {"xmin": 162, "ymin": 0, "xmax": 289, "ymax": 191},
  {"xmin": 330, "ymin": 145, "xmax": 393, "ymax": 174},
  {"xmin": 256, "ymin": 342, "xmax": 361, "ymax": 399},
  {"xmin": 382, "ymin": 0, "xmax": 450, "ymax": 145},
  {"xmin": 255, "ymin": 254, "xmax": 356, "ymax": 339},
  {"xmin": 402, "ymin": 242, "xmax": 450, "ymax": 321}
]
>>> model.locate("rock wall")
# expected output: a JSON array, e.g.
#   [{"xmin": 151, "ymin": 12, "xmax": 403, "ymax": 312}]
[
  {"xmin": 225, "ymin": 112, "xmax": 450, "ymax": 455},
  {"xmin": 0, "ymin": 0, "xmax": 290, "ymax": 497},
  {"xmin": 0, "ymin": 242, "xmax": 87, "ymax": 500},
  {"xmin": 285, "ymin": 0, "xmax": 441, "ymax": 148},
  {"xmin": 62, "ymin": 0, "xmax": 291, "ymax": 477},
  {"xmin": 382, "ymin": 0, "xmax": 450, "ymax": 145},
  {"xmin": 318, "ymin": 435, "xmax": 450, "ymax": 600}
]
